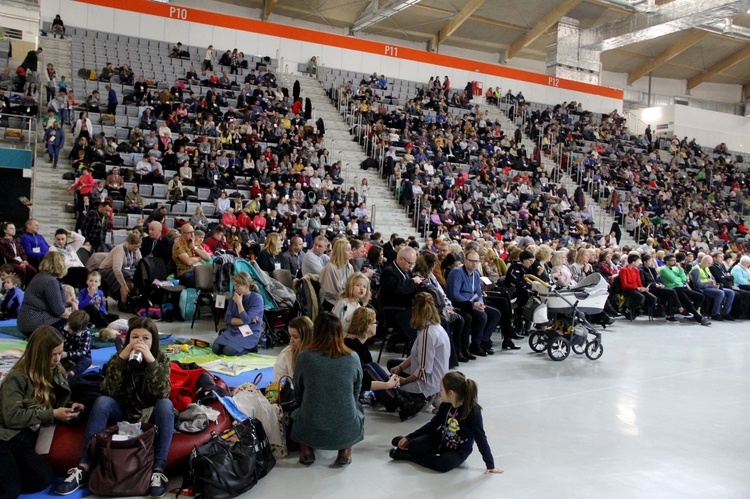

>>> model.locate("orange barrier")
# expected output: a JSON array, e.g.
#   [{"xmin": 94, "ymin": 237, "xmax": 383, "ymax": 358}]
[{"xmin": 76, "ymin": 0, "xmax": 623, "ymax": 100}]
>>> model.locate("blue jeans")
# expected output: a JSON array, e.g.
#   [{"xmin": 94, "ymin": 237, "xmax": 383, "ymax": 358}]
[
  {"xmin": 47, "ymin": 144, "xmax": 60, "ymax": 165},
  {"xmin": 702, "ymin": 287, "xmax": 735, "ymax": 316},
  {"xmin": 178, "ymin": 270, "xmax": 195, "ymax": 288},
  {"xmin": 80, "ymin": 396, "xmax": 174, "ymax": 470}
]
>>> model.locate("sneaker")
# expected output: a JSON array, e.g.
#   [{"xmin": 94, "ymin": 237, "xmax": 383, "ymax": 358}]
[
  {"xmin": 700, "ymin": 317, "xmax": 712, "ymax": 326},
  {"xmin": 723, "ymin": 314, "xmax": 736, "ymax": 322},
  {"xmin": 665, "ymin": 316, "xmax": 678, "ymax": 322},
  {"xmin": 55, "ymin": 467, "xmax": 89, "ymax": 495},
  {"xmin": 148, "ymin": 472, "xmax": 168, "ymax": 498},
  {"xmin": 712, "ymin": 314, "xmax": 725, "ymax": 322},
  {"xmin": 679, "ymin": 312, "xmax": 694, "ymax": 319}
]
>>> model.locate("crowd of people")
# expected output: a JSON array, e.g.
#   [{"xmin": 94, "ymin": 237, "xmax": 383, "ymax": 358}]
[{"xmin": 4, "ymin": 15, "xmax": 750, "ymax": 496}]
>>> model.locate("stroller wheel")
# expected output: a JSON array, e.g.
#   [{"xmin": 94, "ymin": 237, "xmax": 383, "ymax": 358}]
[
  {"xmin": 547, "ymin": 336, "xmax": 571, "ymax": 361},
  {"xmin": 572, "ymin": 339, "xmax": 587, "ymax": 355},
  {"xmin": 585, "ymin": 339, "xmax": 604, "ymax": 360},
  {"xmin": 528, "ymin": 331, "xmax": 549, "ymax": 353}
]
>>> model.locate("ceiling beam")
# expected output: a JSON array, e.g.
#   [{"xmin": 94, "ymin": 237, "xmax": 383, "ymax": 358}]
[
  {"xmin": 583, "ymin": 0, "xmax": 633, "ymax": 15},
  {"xmin": 627, "ymin": 30, "xmax": 708, "ymax": 84},
  {"xmin": 687, "ymin": 44, "xmax": 750, "ymax": 89},
  {"xmin": 506, "ymin": 0, "xmax": 583, "ymax": 60},
  {"xmin": 262, "ymin": 0, "xmax": 279, "ymax": 20},
  {"xmin": 436, "ymin": 0, "xmax": 486, "ymax": 45},
  {"xmin": 413, "ymin": 4, "xmax": 526, "ymax": 31}
]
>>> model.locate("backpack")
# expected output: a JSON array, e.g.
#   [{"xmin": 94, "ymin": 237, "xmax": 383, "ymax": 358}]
[
  {"xmin": 101, "ymin": 114, "xmax": 115, "ymax": 126},
  {"xmin": 77, "ymin": 68, "xmax": 96, "ymax": 80},
  {"xmin": 179, "ymin": 288, "xmax": 198, "ymax": 322}
]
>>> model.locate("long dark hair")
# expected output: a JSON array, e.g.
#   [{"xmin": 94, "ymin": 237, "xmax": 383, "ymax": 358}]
[
  {"xmin": 442, "ymin": 371, "xmax": 481, "ymax": 420},
  {"xmin": 125, "ymin": 316, "xmax": 162, "ymax": 359},
  {"xmin": 306, "ymin": 312, "xmax": 351, "ymax": 358}
]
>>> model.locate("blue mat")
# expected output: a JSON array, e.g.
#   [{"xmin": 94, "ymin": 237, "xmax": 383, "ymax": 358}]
[{"xmin": 1, "ymin": 333, "xmax": 272, "ymax": 388}]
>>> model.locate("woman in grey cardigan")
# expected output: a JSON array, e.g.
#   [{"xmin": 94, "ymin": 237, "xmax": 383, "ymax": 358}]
[
  {"xmin": 18, "ymin": 252, "xmax": 73, "ymax": 336},
  {"xmin": 292, "ymin": 312, "xmax": 363, "ymax": 466}
]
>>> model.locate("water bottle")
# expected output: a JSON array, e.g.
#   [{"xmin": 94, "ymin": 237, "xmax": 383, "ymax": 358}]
[{"xmin": 128, "ymin": 350, "xmax": 143, "ymax": 368}]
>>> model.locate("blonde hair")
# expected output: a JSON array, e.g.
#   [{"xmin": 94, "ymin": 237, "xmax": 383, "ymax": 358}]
[
  {"xmin": 39, "ymin": 251, "xmax": 67, "ymax": 278},
  {"xmin": 550, "ymin": 250, "xmax": 567, "ymax": 267},
  {"xmin": 535, "ymin": 244, "xmax": 553, "ymax": 263},
  {"xmin": 339, "ymin": 272, "xmax": 371, "ymax": 306},
  {"xmin": 232, "ymin": 271, "xmax": 259, "ymax": 292},
  {"xmin": 330, "ymin": 238, "xmax": 351, "ymax": 268},
  {"xmin": 347, "ymin": 307, "xmax": 376, "ymax": 340},
  {"xmin": 575, "ymin": 248, "xmax": 590, "ymax": 266},
  {"xmin": 263, "ymin": 232, "xmax": 281, "ymax": 256},
  {"xmin": 410, "ymin": 292, "xmax": 441, "ymax": 330},
  {"xmin": 61, "ymin": 284, "xmax": 76, "ymax": 300}
]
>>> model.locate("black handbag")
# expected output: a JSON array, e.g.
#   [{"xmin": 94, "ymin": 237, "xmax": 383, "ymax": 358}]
[
  {"xmin": 180, "ymin": 418, "xmax": 275, "ymax": 499},
  {"xmin": 276, "ymin": 376, "xmax": 299, "ymax": 452}
]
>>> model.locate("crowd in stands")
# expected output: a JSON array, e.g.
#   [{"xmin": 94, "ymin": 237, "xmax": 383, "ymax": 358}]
[{"xmin": 5, "ymin": 16, "xmax": 750, "ymax": 494}]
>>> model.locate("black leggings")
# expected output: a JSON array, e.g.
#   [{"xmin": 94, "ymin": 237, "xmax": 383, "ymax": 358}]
[
  {"xmin": 400, "ymin": 433, "xmax": 467, "ymax": 473},
  {"xmin": 0, "ymin": 430, "xmax": 55, "ymax": 499},
  {"xmin": 362, "ymin": 362, "xmax": 400, "ymax": 412}
]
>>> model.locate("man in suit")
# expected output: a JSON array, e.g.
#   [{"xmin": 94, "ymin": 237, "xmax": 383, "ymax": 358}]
[
  {"xmin": 379, "ymin": 246, "xmax": 424, "ymax": 342},
  {"xmin": 140, "ymin": 221, "xmax": 174, "ymax": 271}
]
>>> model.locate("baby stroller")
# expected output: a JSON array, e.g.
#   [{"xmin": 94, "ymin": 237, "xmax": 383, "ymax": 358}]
[{"xmin": 523, "ymin": 273, "xmax": 606, "ymax": 361}]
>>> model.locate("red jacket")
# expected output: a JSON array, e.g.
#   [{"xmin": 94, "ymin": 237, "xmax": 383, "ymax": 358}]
[{"xmin": 619, "ymin": 266, "xmax": 643, "ymax": 291}]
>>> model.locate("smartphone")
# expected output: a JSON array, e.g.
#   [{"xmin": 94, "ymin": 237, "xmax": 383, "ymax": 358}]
[{"xmin": 70, "ymin": 406, "xmax": 83, "ymax": 413}]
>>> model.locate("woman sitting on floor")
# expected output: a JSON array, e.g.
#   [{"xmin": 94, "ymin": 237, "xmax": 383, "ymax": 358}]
[
  {"xmin": 273, "ymin": 316, "xmax": 313, "ymax": 382},
  {"xmin": 213, "ymin": 272, "xmax": 265, "ymax": 356}
]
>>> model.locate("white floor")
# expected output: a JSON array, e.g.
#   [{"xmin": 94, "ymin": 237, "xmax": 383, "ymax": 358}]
[{"xmin": 140, "ymin": 314, "xmax": 750, "ymax": 499}]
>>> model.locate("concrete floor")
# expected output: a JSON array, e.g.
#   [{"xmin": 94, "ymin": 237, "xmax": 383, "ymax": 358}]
[{"xmin": 140, "ymin": 313, "xmax": 750, "ymax": 499}]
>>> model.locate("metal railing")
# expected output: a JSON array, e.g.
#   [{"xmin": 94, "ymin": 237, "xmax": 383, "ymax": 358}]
[{"xmin": 0, "ymin": 113, "xmax": 38, "ymax": 150}]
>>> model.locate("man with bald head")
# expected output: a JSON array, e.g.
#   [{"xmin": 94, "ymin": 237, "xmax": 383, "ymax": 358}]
[
  {"xmin": 140, "ymin": 221, "xmax": 174, "ymax": 270},
  {"xmin": 380, "ymin": 246, "xmax": 425, "ymax": 342},
  {"xmin": 446, "ymin": 249, "xmax": 501, "ymax": 356},
  {"xmin": 691, "ymin": 254, "xmax": 735, "ymax": 321},
  {"xmin": 172, "ymin": 224, "xmax": 211, "ymax": 287},
  {"xmin": 282, "ymin": 235, "xmax": 304, "ymax": 277}
]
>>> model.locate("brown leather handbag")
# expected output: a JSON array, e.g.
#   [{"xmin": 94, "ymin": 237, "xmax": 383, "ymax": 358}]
[{"xmin": 88, "ymin": 423, "xmax": 156, "ymax": 496}]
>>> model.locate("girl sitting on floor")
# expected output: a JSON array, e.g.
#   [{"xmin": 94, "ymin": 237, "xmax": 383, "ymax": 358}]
[{"xmin": 389, "ymin": 371, "xmax": 504, "ymax": 474}]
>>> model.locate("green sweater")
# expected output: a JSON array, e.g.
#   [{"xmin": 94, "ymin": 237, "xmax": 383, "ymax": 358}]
[
  {"xmin": 659, "ymin": 265, "xmax": 688, "ymax": 289},
  {"xmin": 0, "ymin": 368, "xmax": 70, "ymax": 441},
  {"xmin": 102, "ymin": 352, "xmax": 171, "ymax": 421}
]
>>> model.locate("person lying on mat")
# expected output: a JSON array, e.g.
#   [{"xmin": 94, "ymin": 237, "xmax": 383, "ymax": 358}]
[
  {"xmin": 213, "ymin": 272, "xmax": 265, "ymax": 356},
  {"xmin": 55, "ymin": 317, "xmax": 172, "ymax": 498},
  {"xmin": 0, "ymin": 326, "xmax": 83, "ymax": 499}
]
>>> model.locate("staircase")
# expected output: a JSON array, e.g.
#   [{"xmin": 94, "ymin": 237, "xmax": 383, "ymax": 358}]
[
  {"xmin": 285, "ymin": 73, "xmax": 419, "ymax": 240},
  {"xmin": 482, "ymin": 105, "xmax": 637, "ymax": 247},
  {"xmin": 32, "ymin": 36, "xmax": 76, "ymax": 237}
]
